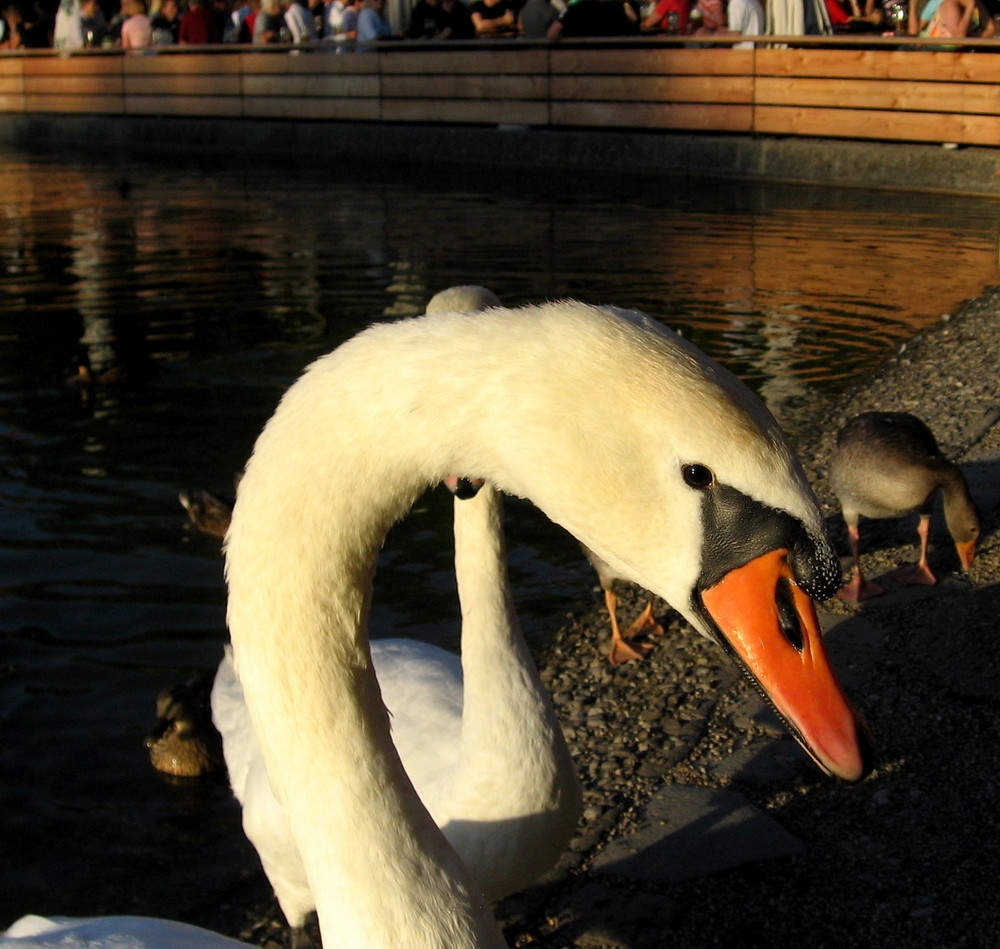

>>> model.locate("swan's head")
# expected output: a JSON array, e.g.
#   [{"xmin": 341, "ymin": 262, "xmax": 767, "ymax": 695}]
[
  {"xmin": 426, "ymin": 285, "xmax": 501, "ymax": 315},
  {"xmin": 235, "ymin": 301, "xmax": 873, "ymax": 783},
  {"xmin": 437, "ymin": 303, "xmax": 873, "ymax": 783}
]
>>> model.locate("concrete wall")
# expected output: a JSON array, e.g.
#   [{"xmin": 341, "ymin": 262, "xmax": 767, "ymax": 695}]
[{"xmin": 2, "ymin": 113, "xmax": 999, "ymax": 197}]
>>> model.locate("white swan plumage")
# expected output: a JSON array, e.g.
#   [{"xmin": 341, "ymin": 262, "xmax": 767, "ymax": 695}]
[
  {"xmin": 211, "ymin": 481, "xmax": 581, "ymax": 935},
  {"xmin": 0, "ymin": 915, "xmax": 251, "ymax": 949},
  {"xmin": 225, "ymin": 300, "xmax": 874, "ymax": 949}
]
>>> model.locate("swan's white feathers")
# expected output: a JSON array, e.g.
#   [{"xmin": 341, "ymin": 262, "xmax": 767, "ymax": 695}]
[
  {"xmin": 1, "ymin": 916, "xmax": 252, "ymax": 949},
  {"xmin": 223, "ymin": 300, "xmax": 830, "ymax": 948},
  {"xmin": 288, "ymin": 301, "xmax": 819, "ymax": 620}
]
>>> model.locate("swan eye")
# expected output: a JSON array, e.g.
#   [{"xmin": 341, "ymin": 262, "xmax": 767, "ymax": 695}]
[{"xmin": 682, "ymin": 464, "xmax": 714, "ymax": 489}]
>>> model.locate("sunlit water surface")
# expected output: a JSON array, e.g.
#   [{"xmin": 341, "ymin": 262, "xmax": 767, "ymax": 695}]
[{"xmin": 1, "ymin": 148, "xmax": 997, "ymax": 926}]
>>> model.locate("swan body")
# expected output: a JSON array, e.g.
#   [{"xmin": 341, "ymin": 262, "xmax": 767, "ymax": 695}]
[
  {"xmin": 212, "ymin": 483, "xmax": 581, "ymax": 932},
  {"xmin": 0, "ymin": 915, "xmax": 251, "ymax": 949},
  {"xmin": 829, "ymin": 411, "xmax": 980, "ymax": 601},
  {"xmin": 225, "ymin": 300, "xmax": 874, "ymax": 949}
]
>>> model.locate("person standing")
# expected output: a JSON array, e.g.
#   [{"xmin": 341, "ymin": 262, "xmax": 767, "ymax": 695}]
[
  {"xmin": 550, "ymin": 0, "xmax": 636, "ymax": 37},
  {"xmin": 406, "ymin": 0, "xmax": 445, "ymax": 37},
  {"xmin": 120, "ymin": 0, "xmax": 153, "ymax": 47},
  {"xmin": 519, "ymin": 0, "xmax": 558, "ymax": 36},
  {"xmin": 437, "ymin": 0, "xmax": 475, "ymax": 35},
  {"xmin": 471, "ymin": 0, "xmax": 518, "ymax": 35},
  {"xmin": 80, "ymin": 0, "xmax": 109, "ymax": 43},
  {"xmin": 725, "ymin": 0, "xmax": 763, "ymax": 42},
  {"xmin": 179, "ymin": 0, "xmax": 222, "ymax": 42},
  {"xmin": 253, "ymin": 0, "xmax": 283, "ymax": 39},
  {"xmin": 0, "ymin": 3, "xmax": 24, "ymax": 48},
  {"xmin": 284, "ymin": 0, "xmax": 317, "ymax": 39},
  {"xmin": 357, "ymin": 0, "xmax": 394, "ymax": 40},
  {"xmin": 150, "ymin": 0, "xmax": 181, "ymax": 42}
]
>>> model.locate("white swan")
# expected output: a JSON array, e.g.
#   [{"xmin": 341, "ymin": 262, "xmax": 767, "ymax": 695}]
[
  {"xmin": 211, "ymin": 481, "xmax": 581, "ymax": 937},
  {"xmin": 225, "ymin": 300, "xmax": 874, "ymax": 949},
  {"xmin": 0, "ymin": 914, "xmax": 252, "ymax": 949}
]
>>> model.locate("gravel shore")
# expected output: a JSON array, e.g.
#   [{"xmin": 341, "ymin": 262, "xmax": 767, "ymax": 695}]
[{"xmin": 229, "ymin": 287, "xmax": 1000, "ymax": 949}]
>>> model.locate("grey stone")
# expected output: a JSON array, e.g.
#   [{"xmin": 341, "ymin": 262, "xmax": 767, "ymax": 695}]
[
  {"xmin": 710, "ymin": 738, "xmax": 807, "ymax": 787},
  {"xmin": 590, "ymin": 783, "xmax": 803, "ymax": 883}
]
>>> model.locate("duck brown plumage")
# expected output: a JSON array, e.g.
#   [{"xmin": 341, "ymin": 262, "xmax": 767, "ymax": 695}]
[{"xmin": 829, "ymin": 411, "xmax": 980, "ymax": 602}]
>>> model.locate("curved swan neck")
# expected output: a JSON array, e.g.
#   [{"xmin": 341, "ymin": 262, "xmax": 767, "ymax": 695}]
[
  {"xmin": 225, "ymin": 344, "xmax": 509, "ymax": 946},
  {"xmin": 224, "ymin": 302, "xmax": 823, "ymax": 948},
  {"xmin": 452, "ymin": 485, "xmax": 577, "ymax": 802}
]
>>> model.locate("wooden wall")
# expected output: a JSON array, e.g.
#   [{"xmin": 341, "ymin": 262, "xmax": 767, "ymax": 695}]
[{"xmin": 1, "ymin": 39, "xmax": 998, "ymax": 147}]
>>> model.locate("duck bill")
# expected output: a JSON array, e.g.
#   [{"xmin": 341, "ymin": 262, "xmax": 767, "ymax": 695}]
[
  {"xmin": 955, "ymin": 538, "xmax": 976, "ymax": 571},
  {"xmin": 697, "ymin": 548, "xmax": 874, "ymax": 783}
]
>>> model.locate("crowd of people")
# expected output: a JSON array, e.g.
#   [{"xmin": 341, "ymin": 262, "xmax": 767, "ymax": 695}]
[{"xmin": 0, "ymin": 0, "xmax": 995, "ymax": 52}]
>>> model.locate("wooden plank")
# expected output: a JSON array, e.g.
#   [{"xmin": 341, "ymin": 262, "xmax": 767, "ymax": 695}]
[
  {"xmin": 125, "ymin": 74, "xmax": 241, "ymax": 95},
  {"xmin": 124, "ymin": 94, "xmax": 240, "ymax": 117},
  {"xmin": 754, "ymin": 104, "xmax": 1000, "ymax": 146},
  {"xmin": 382, "ymin": 97, "xmax": 548, "ymax": 124},
  {"xmin": 23, "ymin": 54, "xmax": 122, "ymax": 76},
  {"xmin": 23, "ymin": 74, "xmax": 123, "ymax": 95},
  {"xmin": 379, "ymin": 49, "xmax": 548, "ymax": 75},
  {"xmin": 0, "ymin": 93, "xmax": 24, "ymax": 112},
  {"xmin": 755, "ymin": 47, "xmax": 1000, "ymax": 83},
  {"xmin": 242, "ymin": 73, "xmax": 379, "ymax": 97},
  {"xmin": 23, "ymin": 93, "xmax": 123, "ymax": 113},
  {"xmin": 242, "ymin": 95, "xmax": 380, "ymax": 119},
  {"xmin": 0, "ymin": 58, "xmax": 24, "ymax": 76},
  {"xmin": 552, "ymin": 73, "xmax": 751, "ymax": 103},
  {"xmin": 757, "ymin": 76, "xmax": 1000, "ymax": 115},
  {"xmin": 124, "ymin": 52, "xmax": 242, "ymax": 74},
  {"xmin": 552, "ymin": 100, "xmax": 752, "ymax": 131},
  {"xmin": 239, "ymin": 50, "xmax": 379, "ymax": 74},
  {"xmin": 550, "ymin": 47, "xmax": 753, "ymax": 76},
  {"xmin": 381, "ymin": 73, "xmax": 547, "ymax": 99}
]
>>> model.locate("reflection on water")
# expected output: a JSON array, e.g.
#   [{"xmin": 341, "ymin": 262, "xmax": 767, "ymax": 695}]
[{"xmin": 1, "ymin": 148, "xmax": 997, "ymax": 927}]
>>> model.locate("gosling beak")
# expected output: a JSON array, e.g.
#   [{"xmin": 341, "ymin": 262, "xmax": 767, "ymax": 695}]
[
  {"xmin": 697, "ymin": 548, "xmax": 875, "ymax": 783},
  {"xmin": 954, "ymin": 538, "xmax": 976, "ymax": 572}
]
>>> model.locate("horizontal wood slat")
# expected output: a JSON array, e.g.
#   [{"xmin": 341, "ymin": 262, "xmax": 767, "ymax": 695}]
[
  {"xmin": 124, "ymin": 53, "xmax": 242, "ymax": 74},
  {"xmin": 24, "ymin": 75, "xmax": 123, "ymax": 95},
  {"xmin": 755, "ymin": 104, "xmax": 1000, "ymax": 145},
  {"xmin": 755, "ymin": 47, "xmax": 1000, "ymax": 82},
  {"xmin": 23, "ymin": 55, "xmax": 122, "ymax": 75},
  {"xmin": 238, "ymin": 50, "xmax": 378, "ymax": 74},
  {"xmin": 124, "ymin": 94, "xmax": 237, "ymax": 116},
  {"xmin": 553, "ymin": 100, "xmax": 752, "ymax": 131},
  {"xmin": 125, "ymin": 75, "xmax": 240, "ymax": 95},
  {"xmin": 382, "ymin": 73, "xmax": 547, "ymax": 99},
  {"xmin": 550, "ymin": 47, "xmax": 753, "ymax": 76},
  {"xmin": 382, "ymin": 98, "xmax": 548, "ymax": 124},
  {"xmin": 242, "ymin": 95, "xmax": 379, "ymax": 119},
  {"xmin": 24, "ymin": 93, "xmax": 123, "ymax": 112},
  {"xmin": 380, "ymin": 49, "xmax": 548, "ymax": 74},
  {"xmin": 757, "ymin": 76, "xmax": 1000, "ymax": 115},
  {"xmin": 552, "ymin": 73, "xmax": 752, "ymax": 103},
  {"xmin": 242, "ymin": 73, "xmax": 377, "ymax": 97},
  {"xmin": 0, "ymin": 44, "xmax": 996, "ymax": 147}
]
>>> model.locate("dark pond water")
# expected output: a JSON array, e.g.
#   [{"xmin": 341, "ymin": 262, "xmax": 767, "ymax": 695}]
[{"xmin": 1, "ymin": 147, "xmax": 998, "ymax": 930}]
